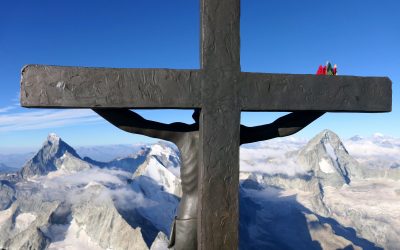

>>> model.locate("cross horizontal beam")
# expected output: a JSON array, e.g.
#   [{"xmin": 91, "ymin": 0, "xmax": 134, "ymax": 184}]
[
  {"xmin": 21, "ymin": 65, "xmax": 391, "ymax": 112},
  {"xmin": 21, "ymin": 65, "xmax": 202, "ymax": 108},
  {"xmin": 240, "ymin": 73, "xmax": 392, "ymax": 112}
]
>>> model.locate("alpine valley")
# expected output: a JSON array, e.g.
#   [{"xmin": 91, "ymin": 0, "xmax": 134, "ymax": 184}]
[{"xmin": 0, "ymin": 130, "xmax": 399, "ymax": 250}]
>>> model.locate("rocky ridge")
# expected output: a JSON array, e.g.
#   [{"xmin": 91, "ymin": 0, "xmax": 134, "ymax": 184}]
[{"xmin": 0, "ymin": 131, "xmax": 399, "ymax": 249}]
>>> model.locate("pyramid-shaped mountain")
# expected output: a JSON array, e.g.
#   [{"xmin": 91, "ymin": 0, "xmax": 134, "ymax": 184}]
[
  {"xmin": 19, "ymin": 133, "xmax": 86, "ymax": 178},
  {"xmin": 297, "ymin": 129, "xmax": 363, "ymax": 187}
]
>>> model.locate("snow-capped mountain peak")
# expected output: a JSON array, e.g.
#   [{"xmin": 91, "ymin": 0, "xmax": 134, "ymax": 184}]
[
  {"xmin": 133, "ymin": 155, "xmax": 182, "ymax": 197},
  {"xmin": 19, "ymin": 135, "xmax": 82, "ymax": 178},
  {"xmin": 147, "ymin": 142, "xmax": 181, "ymax": 177},
  {"xmin": 297, "ymin": 130, "xmax": 356, "ymax": 187},
  {"xmin": 47, "ymin": 133, "xmax": 60, "ymax": 144},
  {"xmin": 149, "ymin": 143, "xmax": 174, "ymax": 157},
  {"xmin": 305, "ymin": 129, "xmax": 348, "ymax": 153}
]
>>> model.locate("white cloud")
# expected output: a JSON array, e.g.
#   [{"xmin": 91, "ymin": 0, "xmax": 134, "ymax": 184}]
[
  {"xmin": 42, "ymin": 168, "xmax": 129, "ymax": 188},
  {"xmin": 0, "ymin": 109, "xmax": 101, "ymax": 132},
  {"xmin": 0, "ymin": 91, "xmax": 21, "ymax": 113},
  {"xmin": 240, "ymin": 138, "xmax": 306, "ymax": 176},
  {"xmin": 0, "ymin": 106, "xmax": 16, "ymax": 113},
  {"xmin": 0, "ymin": 91, "xmax": 102, "ymax": 132},
  {"xmin": 36, "ymin": 168, "xmax": 156, "ymax": 208},
  {"xmin": 343, "ymin": 136, "xmax": 400, "ymax": 169}
]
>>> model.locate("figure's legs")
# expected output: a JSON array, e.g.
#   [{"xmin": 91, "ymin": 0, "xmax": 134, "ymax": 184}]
[
  {"xmin": 169, "ymin": 161, "xmax": 198, "ymax": 250},
  {"xmin": 169, "ymin": 195, "xmax": 198, "ymax": 250},
  {"xmin": 169, "ymin": 217, "xmax": 197, "ymax": 250}
]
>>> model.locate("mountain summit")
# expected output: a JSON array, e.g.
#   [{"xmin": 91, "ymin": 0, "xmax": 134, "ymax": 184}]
[
  {"xmin": 19, "ymin": 133, "xmax": 86, "ymax": 178},
  {"xmin": 47, "ymin": 133, "xmax": 60, "ymax": 144},
  {"xmin": 297, "ymin": 129, "xmax": 359, "ymax": 187}
]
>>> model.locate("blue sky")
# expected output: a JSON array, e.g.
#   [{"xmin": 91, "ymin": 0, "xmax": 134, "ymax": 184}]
[{"xmin": 0, "ymin": 0, "xmax": 399, "ymax": 150}]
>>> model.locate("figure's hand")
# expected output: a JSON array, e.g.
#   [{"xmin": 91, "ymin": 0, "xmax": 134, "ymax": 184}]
[
  {"xmin": 240, "ymin": 111, "xmax": 325, "ymax": 144},
  {"xmin": 278, "ymin": 127, "xmax": 300, "ymax": 137},
  {"xmin": 275, "ymin": 111, "xmax": 325, "ymax": 137}
]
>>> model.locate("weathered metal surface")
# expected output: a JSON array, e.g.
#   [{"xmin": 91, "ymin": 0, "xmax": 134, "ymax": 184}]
[
  {"xmin": 198, "ymin": 0, "xmax": 241, "ymax": 248},
  {"xmin": 240, "ymin": 73, "xmax": 392, "ymax": 112},
  {"xmin": 21, "ymin": 65, "xmax": 202, "ymax": 108},
  {"xmin": 198, "ymin": 70, "xmax": 240, "ymax": 250},
  {"xmin": 22, "ymin": 65, "xmax": 392, "ymax": 113},
  {"xmin": 201, "ymin": 0, "xmax": 240, "ymax": 71}
]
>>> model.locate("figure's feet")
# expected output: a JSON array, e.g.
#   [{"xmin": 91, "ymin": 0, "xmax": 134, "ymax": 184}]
[{"xmin": 168, "ymin": 217, "xmax": 197, "ymax": 250}]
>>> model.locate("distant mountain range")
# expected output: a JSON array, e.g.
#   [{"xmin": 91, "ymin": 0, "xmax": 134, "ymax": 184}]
[
  {"xmin": 76, "ymin": 144, "xmax": 153, "ymax": 162},
  {"xmin": 0, "ymin": 143, "xmax": 150, "ymax": 170},
  {"xmin": 0, "ymin": 152, "xmax": 35, "ymax": 170},
  {"xmin": 2, "ymin": 132, "xmax": 399, "ymax": 171},
  {"xmin": 0, "ymin": 163, "xmax": 18, "ymax": 174},
  {"xmin": 0, "ymin": 130, "xmax": 399, "ymax": 249}
]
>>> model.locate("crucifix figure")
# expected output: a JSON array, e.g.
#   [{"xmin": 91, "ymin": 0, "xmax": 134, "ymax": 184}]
[
  {"xmin": 20, "ymin": 0, "xmax": 391, "ymax": 249},
  {"xmin": 93, "ymin": 108, "xmax": 324, "ymax": 249}
]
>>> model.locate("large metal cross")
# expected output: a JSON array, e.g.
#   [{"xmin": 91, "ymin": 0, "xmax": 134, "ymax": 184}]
[{"xmin": 20, "ymin": 0, "xmax": 391, "ymax": 249}]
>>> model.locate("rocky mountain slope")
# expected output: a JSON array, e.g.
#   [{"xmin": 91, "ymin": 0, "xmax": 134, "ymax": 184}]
[
  {"xmin": 240, "ymin": 129, "xmax": 400, "ymax": 249},
  {"xmin": 0, "ymin": 134, "xmax": 179, "ymax": 249},
  {"xmin": 19, "ymin": 133, "xmax": 87, "ymax": 178},
  {"xmin": 0, "ymin": 130, "xmax": 399, "ymax": 249}
]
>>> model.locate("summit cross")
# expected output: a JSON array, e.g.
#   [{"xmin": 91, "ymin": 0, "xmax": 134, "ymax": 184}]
[{"xmin": 20, "ymin": 0, "xmax": 391, "ymax": 249}]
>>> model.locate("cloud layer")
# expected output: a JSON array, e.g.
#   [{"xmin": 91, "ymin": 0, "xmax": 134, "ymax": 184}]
[{"xmin": 0, "ymin": 108, "xmax": 100, "ymax": 132}]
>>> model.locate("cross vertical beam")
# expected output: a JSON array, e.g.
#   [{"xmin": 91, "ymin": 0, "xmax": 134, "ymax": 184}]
[
  {"xmin": 199, "ymin": 73, "xmax": 240, "ymax": 250},
  {"xmin": 199, "ymin": 0, "xmax": 241, "ymax": 249},
  {"xmin": 201, "ymin": 0, "xmax": 240, "ymax": 71}
]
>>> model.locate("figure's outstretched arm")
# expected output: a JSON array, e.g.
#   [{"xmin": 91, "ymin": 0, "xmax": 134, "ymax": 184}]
[
  {"xmin": 240, "ymin": 111, "xmax": 325, "ymax": 145},
  {"xmin": 93, "ymin": 108, "xmax": 197, "ymax": 142}
]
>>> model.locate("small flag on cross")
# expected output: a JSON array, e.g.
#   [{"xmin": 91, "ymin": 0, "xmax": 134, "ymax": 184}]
[{"xmin": 316, "ymin": 61, "xmax": 337, "ymax": 75}]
